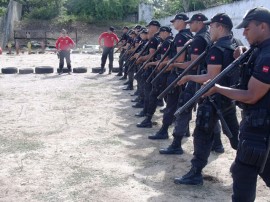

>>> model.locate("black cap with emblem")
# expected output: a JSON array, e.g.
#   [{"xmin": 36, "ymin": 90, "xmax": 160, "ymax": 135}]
[
  {"xmin": 204, "ymin": 13, "xmax": 233, "ymax": 30},
  {"xmin": 158, "ymin": 26, "xmax": 172, "ymax": 33},
  {"xmin": 186, "ymin": 13, "xmax": 208, "ymax": 23},
  {"xmin": 236, "ymin": 7, "xmax": 270, "ymax": 29},
  {"xmin": 146, "ymin": 20, "xmax": 161, "ymax": 27},
  {"xmin": 170, "ymin": 13, "xmax": 189, "ymax": 23}
]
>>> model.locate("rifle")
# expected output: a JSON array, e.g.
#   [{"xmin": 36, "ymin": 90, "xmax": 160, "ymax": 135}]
[
  {"xmin": 119, "ymin": 41, "xmax": 135, "ymax": 60},
  {"xmin": 134, "ymin": 40, "xmax": 168, "ymax": 79},
  {"xmin": 151, "ymin": 39, "xmax": 193, "ymax": 85},
  {"xmin": 114, "ymin": 41, "xmax": 127, "ymax": 53},
  {"xmin": 122, "ymin": 42, "xmax": 144, "ymax": 69},
  {"xmin": 174, "ymin": 47, "xmax": 255, "ymax": 117},
  {"xmin": 157, "ymin": 47, "xmax": 208, "ymax": 100},
  {"xmin": 208, "ymin": 96, "xmax": 233, "ymax": 138},
  {"xmin": 146, "ymin": 39, "xmax": 175, "ymax": 83},
  {"xmin": 127, "ymin": 40, "xmax": 150, "ymax": 73}
]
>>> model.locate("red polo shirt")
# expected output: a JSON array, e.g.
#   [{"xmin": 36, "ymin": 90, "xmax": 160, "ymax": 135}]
[
  {"xmin": 55, "ymin": 36, "xmax": 75, "ymax": 51},
  {"xmin": 98, "ymin": 32, "xmax": 119, "ymax": 48}
]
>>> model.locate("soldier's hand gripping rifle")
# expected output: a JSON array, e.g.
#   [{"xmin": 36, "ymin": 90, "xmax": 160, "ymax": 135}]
[
  {"xmin": 134, "ymin": 40, "xmax": 168, "ymax": 79},
  {"xmin": 119, "ymin": 40, "xmax": 135, "ymax": 61},
  {"xmin": 122, "ymin": 41, "xmax": 144, "ymax": 70},
  {"xmin": 146, "ymin": 39, "xmax": 175, "ymax": 83},
  {"xmin": 157, "ymin": 46, "xmax": 208, "ymax": 100},
  {"xmin": 151, "ymin": 39, "xmax": 193, "ymax": 85},
  {"xmin": 127, "ymin": 40, "xmax": 150, "ymax": 73},
  {"xmin": 114, "ymin": 41, "xmax": 126, "ymax": 53},
  {"xmin": 173, "ymin": 47, "xmax": 255, "ymax": 117}
]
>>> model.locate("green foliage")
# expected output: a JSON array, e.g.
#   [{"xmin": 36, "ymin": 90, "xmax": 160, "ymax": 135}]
[
  {"xmin": 65, "ymin": 0, "xmax": 140, "ymax": 22},
  {"xmin": 0, "ymin": 6, "xmax": 6, "ymax": 16}
]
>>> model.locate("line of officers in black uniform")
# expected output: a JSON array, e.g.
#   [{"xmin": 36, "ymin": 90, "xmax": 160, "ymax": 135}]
[{"xmin": 115, "ymin": 7, "xmax": 270, "ymax": 202}]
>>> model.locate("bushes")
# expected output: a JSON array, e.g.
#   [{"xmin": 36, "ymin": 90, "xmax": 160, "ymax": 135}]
[{"xmin": 26, "ymin": 7, "xmax": 58, "ymax": 20}]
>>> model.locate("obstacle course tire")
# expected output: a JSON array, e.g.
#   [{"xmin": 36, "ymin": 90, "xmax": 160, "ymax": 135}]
[{"xmin": 2, "ymin": 67, "xmax": 18, "ymax": 74}]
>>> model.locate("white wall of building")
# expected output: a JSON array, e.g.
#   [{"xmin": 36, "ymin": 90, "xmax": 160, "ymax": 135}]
[
  {"xmin": 138, "ymin": 3, "xmax": 154, "ymax": 23},
  {"xmin": 158, "ymin": 0, "xmax": 269, "ymax": 45}
]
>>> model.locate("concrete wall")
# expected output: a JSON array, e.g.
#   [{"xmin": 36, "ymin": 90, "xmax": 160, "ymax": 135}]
[
  {"xmin": 158, "ymin": 0, "xmax": 269, "ymax": 45},
  {"xmin": 139, "ymin": 3, "xmax": 154, "ymax": 23},
  {"xmin": 1, "ymin": 0, "xmax": 22, "ymax": 47}
]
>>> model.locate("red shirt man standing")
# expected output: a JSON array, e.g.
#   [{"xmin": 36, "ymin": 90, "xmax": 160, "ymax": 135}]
[
  {"xmin": 98, "ymin": 26, "xmax": 119, "ymax": 74},
  {"xmin": 56, "ymin": 29, "xmax": 75, "ymax": 74}
]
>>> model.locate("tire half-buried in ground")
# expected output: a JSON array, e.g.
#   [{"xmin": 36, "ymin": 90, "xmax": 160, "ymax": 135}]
[
  {"xmin": 91, "ymin": 67, "xmax": 106, "ymax": 73},
  {"xmin": 35, "ymin": 66, "xmax": 54, "ymax": 74},
  {"xmin": 19, "ymin": 68, "xmax": 34, "ymax": 74},
  {"xmin": 2, "ymin": 67, "xmax": 18, "ymax": 74},
  {"xmin": 73, "ymin": 67, "xmax": 87, "ymax": 73}
]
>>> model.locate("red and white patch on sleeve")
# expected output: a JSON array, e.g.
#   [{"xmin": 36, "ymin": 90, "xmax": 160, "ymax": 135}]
[
  {"xmin": 262, "ymin": 66, "xmax": 269, "ymax": 73},
  {"xmin": 164, "ymin": 48, "xmax": 167, "ymax": 51},
  {"xmin": 210, "ymin": 56, "xmax": 216, "ymax": 61},
  {"xmin": 194, "ymin": 48, "xmax": 198, "ymax": 52},
  {"xmin": 178, "ymin": 40, "xmax": 182, "ymax": 43}
]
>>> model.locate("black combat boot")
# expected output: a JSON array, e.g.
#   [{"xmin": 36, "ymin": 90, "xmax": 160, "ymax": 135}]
[
  {"xmin": 135, "ymin": 110, "xmax": 146, "ymax": 117},
  {"xmin": 159, "ymin": 136, "xmax": 183, "ymax": 154},
  {"xmin": 123, "ymin": 83, "xmax": 133, "ymax": 90},
  {"xmin": 119, "ymin": 74, "xmax": 127, "ymax": 80},
  {"xmin": 130, "ymin": 90, "xmax": 139, "ymax": 96},
  {"xmin": 136, "ymin": 115, "xmax": 152, "ymax": 128},
  {"xmin": 174, "ymin": 166, "xmax": 203, "ymax": 185},
  {"xmin": 99, "ymin": 67, "xmax": 105, "ymax": 74},
  {"xmin": 123, "ymin": 80, "xmax": 130, "ymax": 85},
  {"xmin": 131, "ymin": 97, "xmax": 140, "ymax": 102},
  {"xmin": 132, "ymin": 101, "xmax": 144, "ymax": 108},
  {"xmin": 148, "ymin": 125, "xmax": 169, "ymax": 140}
]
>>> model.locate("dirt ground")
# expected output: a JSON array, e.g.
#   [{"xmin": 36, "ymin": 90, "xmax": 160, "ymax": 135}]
[{"xmin": 0, "ymin": 52, "xmax": 269, "ymax": 202}]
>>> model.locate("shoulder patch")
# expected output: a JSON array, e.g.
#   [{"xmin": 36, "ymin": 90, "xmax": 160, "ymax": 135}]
[
  {"xmin": 210, "ymin": 56, "xmax": 216, "ymax": 61},
  {"xmin": 262, "ymin": 66, "xmax": 269, "ymax": 73}
]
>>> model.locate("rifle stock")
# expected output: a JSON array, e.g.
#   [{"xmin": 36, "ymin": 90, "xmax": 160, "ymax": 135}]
[
  {"xmin": 134, "ymin": 40, "xmax": 168, "ymax": 79},
  {"xmin": 146, "ymin": 39, "xmax": 175, "ymax": 83},
  {"xmin": 174, "ymin": 47, "xmax": 255, "ymax": 117},
  {"xmin": 151, "ymin": 39, "xmax": 193, "ymax": 85},
  {"xmin": 127, "ymin": 41, "xmax": 150, "ymax": 73},
  {"xmin": 157, "ymin": 49, "xmax": 208, "ymax": 99}
]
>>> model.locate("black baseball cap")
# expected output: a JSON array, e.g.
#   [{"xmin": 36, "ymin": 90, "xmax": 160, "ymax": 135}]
[
  {"xmin": 170, "ymin": 13, "xmax": 189, "ymax": 22},
  {"xmin": 236, "ymin": 7, "xmax": 270, "ymax": 29},
  {"xmin": 129, "ymin": 30, "xmax": 136, "ymax": 35},
  {"xmin": 146, "ymin": 20, "xmax": 161, "ymax": 27},
  {"xmin": 159, "ymin": 26, "xmax": 172, "ymax": 33},
  {"xmin": 186, "ymin": 13, "xmax": 208, "ymax": 23},
  {"xmin": 122, "ymin": 26, "xmax": 129, "ymax": 30},
  {"xmin": 134, "ymin": 24, "xmax": 142, "ymax": 29},
  {"xmin": 109, "ymin": 26, "xmax": 115, "ymax": 32},
  {"xmin": 140, "ymin": 29, "xmax": 148, "ymax": 34},
  {"xmin": 204, "ymin": 13, "xmax": 233, "ymax": 30}
]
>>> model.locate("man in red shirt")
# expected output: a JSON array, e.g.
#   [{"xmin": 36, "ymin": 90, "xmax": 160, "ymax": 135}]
[
  {"xmin": 98, "ymin": 26, "xmax": 119, "ymax": 74},
  {"xmin": 55, "ymin": 29, "xmax": 75, "ymax": 74}
]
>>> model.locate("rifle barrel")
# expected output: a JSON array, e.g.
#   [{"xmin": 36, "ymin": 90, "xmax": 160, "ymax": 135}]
[{"xmin": 174, "ymin": 47, "xmax": 255, "ymax": 117}]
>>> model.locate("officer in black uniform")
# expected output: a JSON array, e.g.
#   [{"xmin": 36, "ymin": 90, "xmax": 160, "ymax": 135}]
[
  {"xmin": 120, "ymin": 25, "xmax": 142, "ymax": 81},
  {"xmin": 136, "ymin": 26, "xmax": 173, "ymax": 127},
  {"xmin": 159, "ymin": 13, "xmax": 224, "ymax": 153},
  {"xmin": 204, "ymin": 7, "xmax": 270, "ymax": 202},
  {"xmin": 123, "ymin": 29, "xmax": 148, "ymax": 91},
  {"xmin": 174, "ymin": 13, "xmax": 240, "ymax": 185},
  {"xmin": 117, "ymin": 26, "xmax": 130, "ymax": 76},
  {"xmin": 130, "ymin": 21, "xmax": 160, "ymax": 113},
  {"xmin": 147, "ymin": 13, "xmax": 194, "ymax": 138}
]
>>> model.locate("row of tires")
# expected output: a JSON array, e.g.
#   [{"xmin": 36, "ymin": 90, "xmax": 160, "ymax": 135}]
[{"xmin": 1, "ymin": 67, "xmax": 120, "ymax": 74}]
